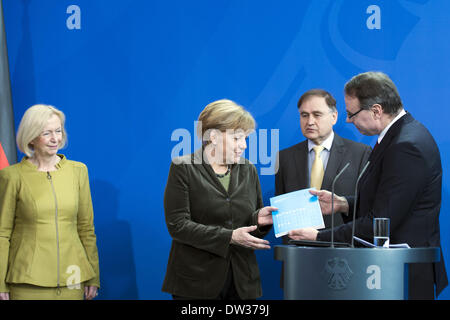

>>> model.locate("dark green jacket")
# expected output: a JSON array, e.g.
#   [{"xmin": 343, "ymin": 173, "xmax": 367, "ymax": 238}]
[{"xmin": 162, "ymin": 149, "xmax": 270, "ymax": 299}]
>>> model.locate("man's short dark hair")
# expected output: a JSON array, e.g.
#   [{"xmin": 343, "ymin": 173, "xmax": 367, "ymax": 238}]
[
  {"xmin": 297, "ymin": 89, "xmax": 337, "ymax": 112},
  {"xmin": 344, "ymin": 71, "xmax": 403, "ymax": 115}
]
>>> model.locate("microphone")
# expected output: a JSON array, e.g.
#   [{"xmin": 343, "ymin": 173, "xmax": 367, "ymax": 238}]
[
  {"xmin": 351, "ymin": 161, "xmax": 370, "ymax": 247},
  {"xmin": 331, "ymin": 162, "xmax": 350, "ymax": 248}
]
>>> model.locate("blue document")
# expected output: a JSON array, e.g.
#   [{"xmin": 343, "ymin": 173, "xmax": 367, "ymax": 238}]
[{"xmin": 270, "ymin": 188, "xmax": 325, "ymax": 238}]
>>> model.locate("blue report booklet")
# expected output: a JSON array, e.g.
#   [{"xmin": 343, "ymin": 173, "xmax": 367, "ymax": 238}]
[{"xmin": 270, "ymin": 188, "xmax": 325, "ymax": 238}]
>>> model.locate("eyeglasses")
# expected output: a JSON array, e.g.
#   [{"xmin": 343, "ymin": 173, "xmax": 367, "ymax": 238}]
[{"xmin": 346, "ymin": 105, "xmax": 372, "ymax": 119}]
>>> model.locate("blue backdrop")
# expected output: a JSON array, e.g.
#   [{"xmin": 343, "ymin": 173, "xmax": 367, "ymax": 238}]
[{"xmin": 3, "ymin": 0, "xmax": 450, "ymax": 299}]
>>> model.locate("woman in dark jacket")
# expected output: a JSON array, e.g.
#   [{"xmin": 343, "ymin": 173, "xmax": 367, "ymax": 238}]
[{"xmin": 162, "ymin": 99, "xmax": 276, "ymax": 300}]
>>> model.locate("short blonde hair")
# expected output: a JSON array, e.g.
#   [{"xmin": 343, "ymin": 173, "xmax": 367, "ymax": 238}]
[
  {"xmin": 197, "ymin": 99, "xmax": 255, "ymax": 143},
  {"xmin": 16, "ymin": 104, "xmax": 67, "ymax": 157}
]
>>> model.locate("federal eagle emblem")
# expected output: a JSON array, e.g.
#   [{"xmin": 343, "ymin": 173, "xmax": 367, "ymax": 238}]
[{"xmin": 321, "ymin": 257, "xmax": 353, "ymax": 290}]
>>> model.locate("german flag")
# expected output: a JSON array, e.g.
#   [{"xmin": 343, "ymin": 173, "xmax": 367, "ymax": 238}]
[
  {"xmin": 0, "ymin": 1, "xmax": 16, "ymax": 170},
  {"xmin": 0, "ymin": 142, "xmax": 9, "ymax": 169}
]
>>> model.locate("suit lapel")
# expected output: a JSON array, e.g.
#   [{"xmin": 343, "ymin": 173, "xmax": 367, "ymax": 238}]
[
  {"xmin": 361, "ymin": 112, "xmax": 413, "ymax": 185},
  {"xmin": 293, "ymin": 141, "xmax": 310, "ymax": 189},
  {"xmin": 227, "ymin": 162, "xmax": 242, "ymax": 195},
  {"xmin": 192, "ymin": 148, "xmax": 229, "ymax": 196},
  {"xmin": 322, "ymin": 134, "xmax": 346, "ymax": 190},
  {"xmin": 368, "ymin": 112, "xmax": 412, "ymax": 163}
]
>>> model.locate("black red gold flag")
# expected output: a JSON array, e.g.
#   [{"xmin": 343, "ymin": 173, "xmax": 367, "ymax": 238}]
[{"xmin": 0, "ymin": 0, "xmax": 16, "ymax": 170}]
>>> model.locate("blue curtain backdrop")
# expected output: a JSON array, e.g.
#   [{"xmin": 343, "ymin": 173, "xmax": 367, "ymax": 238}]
[{"xmin": 3, "ymin": 0, "xmax": 450, "ymax": 299}]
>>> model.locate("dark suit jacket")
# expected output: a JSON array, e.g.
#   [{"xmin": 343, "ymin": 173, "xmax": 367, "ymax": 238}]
[
  {"xmin": 275, "ymin": 133, "xmax": 372, "ymax": 228},
  {"xmin": 318, "ymin": 113, "xmax": 448, "ymax": 298},
  {"xmin": 162, "ymin": 148, "xmax": 271, "ymax": 299}
]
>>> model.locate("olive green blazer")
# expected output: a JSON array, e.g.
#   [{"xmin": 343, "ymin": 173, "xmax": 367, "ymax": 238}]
[
  {"xmin": 0, "ymin": 155, "xmax": 100, "ymax": 292},
  {"xmin": 162, "ymin": 149, "xmax": 271, "ymax": 299}
]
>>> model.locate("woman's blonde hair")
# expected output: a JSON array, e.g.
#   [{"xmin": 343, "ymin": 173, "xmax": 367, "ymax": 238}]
[
  {"xmin": 197, "ymin": 99, "xmax": 255, "ymax": 144},
  {"xmin": 16, "ymin": 104, "xmax": 67, "ymax": 157}
]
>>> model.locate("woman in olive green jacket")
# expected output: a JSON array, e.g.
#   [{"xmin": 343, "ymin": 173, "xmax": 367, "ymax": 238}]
[
  {"xmin": 162, "ymin": 99, "xmax": 277, "ymax": 300},
  {"xmin": 0, "ymin": 104, "xmax": 100, "ymax": 300}
]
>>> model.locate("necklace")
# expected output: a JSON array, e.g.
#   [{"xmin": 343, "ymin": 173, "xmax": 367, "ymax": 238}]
[{"xmin": 215, "ymin": 165, "xmax": 231, "ymax": 178}]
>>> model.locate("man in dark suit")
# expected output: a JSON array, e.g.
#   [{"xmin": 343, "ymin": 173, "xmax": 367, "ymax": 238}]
[
  {"xmin": 276, "ymin": 89, "xmax": 371, "ymax": 229},
  {"xmin": 289, "ymin": 72, "xmax": 448, "ymax": 299}
]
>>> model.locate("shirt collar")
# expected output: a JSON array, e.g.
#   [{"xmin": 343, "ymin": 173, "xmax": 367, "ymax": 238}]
[
  {"xmin": 378, "ymin": 109, "xmax": 406, "ymax": 143},
  {"xmin": 308, "ymin": 131, "xmax": 334, "ymax": 152}
]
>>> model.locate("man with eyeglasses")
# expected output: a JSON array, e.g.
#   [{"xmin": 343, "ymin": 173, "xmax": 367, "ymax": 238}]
[
  {"xmin": 275, "ymin": 89, "xmax": 371, "ymax": 229},
  {"xmin": 289, "ymin": 72, "xmax": 448, "ymax": 299}
]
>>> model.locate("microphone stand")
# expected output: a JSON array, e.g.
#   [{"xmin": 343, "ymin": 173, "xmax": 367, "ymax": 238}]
[
  {"xmin": 351, "ymin": 161, "xmax": 370, "ymax": 247},
  {"xmin": 331, "ymin": 162, "xmax": 350, "ymax": 248}
]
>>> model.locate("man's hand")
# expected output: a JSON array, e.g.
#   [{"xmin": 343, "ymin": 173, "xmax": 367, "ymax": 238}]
[
  {"xmin": 309, "ymin": 189, "xmax": 349, "ymax": 215},
  {"xmin": 288, "ymin": 228, "xmax": 318, "ymax": 241}
]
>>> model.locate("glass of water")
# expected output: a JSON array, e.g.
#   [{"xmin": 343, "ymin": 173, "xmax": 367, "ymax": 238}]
[{"xmin": 373, "ymin": 218, "xmax": 390, "ymax": 248}]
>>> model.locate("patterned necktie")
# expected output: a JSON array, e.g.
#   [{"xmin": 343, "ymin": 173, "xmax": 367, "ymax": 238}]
[{"xmin": 310, "ymin": 145, "xmax": 325, "ymax": 190}]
